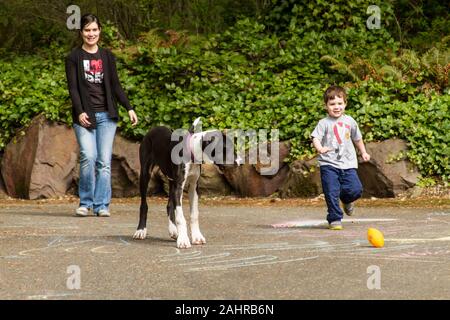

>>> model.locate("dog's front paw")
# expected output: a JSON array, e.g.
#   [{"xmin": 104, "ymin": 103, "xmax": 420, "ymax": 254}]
[
  {"xmin": 191, "ymin": 232, "xmax": 206, "ymax": 245},
  {"xmin": 133, "ymin": 228, "xmax": 147, "ymax": 240},
  {"xmin": 176, "ymin": 234, "xmax": 191, "ymax": 249}
]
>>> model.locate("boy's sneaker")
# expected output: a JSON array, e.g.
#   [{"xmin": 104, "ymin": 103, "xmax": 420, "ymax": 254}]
[
  {"xmin": 75, "ymin": 207, "xmax": 89, "ymax": 217},
  {"xmin": 329, "ymin": 221, "xmax": 343, "ymax": 230},
  {"xmin": 343, "ymin": 202, "xmax": 354, "ymax": 216},
  {"xmin": 98, "ymin": 209, "xmax": 110, "ymax": 217}
]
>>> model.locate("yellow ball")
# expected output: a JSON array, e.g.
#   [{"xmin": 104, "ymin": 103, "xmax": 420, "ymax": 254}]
[{"xmin": 367, "ymin": 228, "xmax": 384, "ymax": 248}]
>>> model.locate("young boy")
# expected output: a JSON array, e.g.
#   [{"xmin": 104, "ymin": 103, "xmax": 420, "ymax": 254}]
[{"xmin": 311, "ymin": 85, "xmax": 371, "ymax": 230}]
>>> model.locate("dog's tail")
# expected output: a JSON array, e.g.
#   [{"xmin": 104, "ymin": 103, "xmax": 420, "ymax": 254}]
[{"xmin": 189, "ymin": 117, "xmax": 202, "ymax": 133}]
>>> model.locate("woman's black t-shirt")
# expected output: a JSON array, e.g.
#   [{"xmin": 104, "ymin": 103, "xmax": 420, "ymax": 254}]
[{"xmin": 81, "ymin": 49, "xmax": 107, "ymax": 112}]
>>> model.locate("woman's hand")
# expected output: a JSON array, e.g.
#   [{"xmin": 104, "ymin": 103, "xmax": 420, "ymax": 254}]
[
  {"xmin": 128, "ymin": 110, "xmax": 138, "ymax": 126},
  {"xmin": 78, "ymin": 112, "xmax": 91, "ymax": 127}
]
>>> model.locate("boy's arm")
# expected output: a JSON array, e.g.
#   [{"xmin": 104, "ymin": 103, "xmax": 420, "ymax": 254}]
[
  {"xmin": 311, "ymin": 120, "xmax": 332, "ymax": 154},
  {"xmin": 354, "ymin": 139, "xmax": 371, "ymax": 162},
  {"xmin": 350, "ymin": 117, "xmax": 370, "ymax": 162},
  {"xmin": 312, "ymin": 137, "xmax": 332, "ymax": 154}
]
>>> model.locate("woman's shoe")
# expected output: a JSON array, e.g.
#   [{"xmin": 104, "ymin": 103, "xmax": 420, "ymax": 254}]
[
  {"xmin": 75, "ymin": 207, "xmax": 89, "ymax": 217},
  {"xmin": 98, "ymin": 209, "xmax": 110, "ymax": 217}
]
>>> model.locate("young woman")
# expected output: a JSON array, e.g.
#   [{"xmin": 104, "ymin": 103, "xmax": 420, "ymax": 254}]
[{"xmin": 65, "ymin": 13, "xmax": 138, "ymax": 217}]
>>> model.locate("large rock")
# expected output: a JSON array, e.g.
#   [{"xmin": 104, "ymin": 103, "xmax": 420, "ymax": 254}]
[
  {"xmin": 279, "ymin": 158, "xmax": 322, "ymax": 198},
  {"xmin": 111, "ymin": 135, "xmax": 140, "ymax": 197},
  {"xmin": 222, "ymin": 141, "xmax": 290, "ymax": 197},
  {"xmin": 279, "ymin": 139, "xmax": 420, "ymax": 198},
  {"xmin": 0, "ymin": 117, "xmax": 422, "ymax": 200},
  {"xmin": 1, "ymin": 115, "xmax": 150, "ymax": 199},
  {"xmin": 198, "ymin": 164, "xmax": 233, "ymax": 196},
  {"xmin": 357, "ymin": 139, "xmax": 420, "ymax": 197},
  {"xmin": 1, "ymin": 116, "xmax": 78, "ymax": 199}
]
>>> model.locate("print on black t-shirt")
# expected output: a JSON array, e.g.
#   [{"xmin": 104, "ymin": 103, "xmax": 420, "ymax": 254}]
[
  {"xmin": 82, "ymin": 51, "xmax": 106, "ymax": 112},
  {"xmin": 83, "ymin": 59, "xmax": 104, "ymax": 83}
]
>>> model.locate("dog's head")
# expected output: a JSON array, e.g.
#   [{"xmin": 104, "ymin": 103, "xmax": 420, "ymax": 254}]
[
  {"xmin": 186, "ymin": 118, "xmax": 242, "ymax": 168},
  {"xmin": 192, "ymin": 130, "xmax": 243, "ymax": 170}
]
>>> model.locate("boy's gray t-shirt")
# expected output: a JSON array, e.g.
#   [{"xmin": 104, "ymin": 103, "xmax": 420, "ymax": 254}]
[{"xmin": 311, "ymin": 114, "xmax": 362, "ymax": 169}]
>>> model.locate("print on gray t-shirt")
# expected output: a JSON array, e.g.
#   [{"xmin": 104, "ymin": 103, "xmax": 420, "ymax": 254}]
[{"xmin": 311, "ymin": 115, "xmax": 362, "ymax": 169}]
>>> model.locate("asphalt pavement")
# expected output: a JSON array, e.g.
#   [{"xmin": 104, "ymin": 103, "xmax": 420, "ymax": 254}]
[{"xmin": 0, "ymin": 198, "xmax": 449, "ymax": 300}]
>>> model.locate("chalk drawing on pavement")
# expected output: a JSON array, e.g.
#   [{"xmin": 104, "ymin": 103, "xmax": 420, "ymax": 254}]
[{"xmin": 271, "ymin": 218, "xmax": 397, "ymax": 228}]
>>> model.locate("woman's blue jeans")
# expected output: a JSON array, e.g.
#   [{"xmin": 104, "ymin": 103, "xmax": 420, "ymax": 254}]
[{"xmin": 73, "ymin": 112, "xmax": 117, "ymax": 214}]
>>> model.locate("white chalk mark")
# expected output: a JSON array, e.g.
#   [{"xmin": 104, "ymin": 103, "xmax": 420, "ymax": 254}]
[
  {"xmin": 267, "ymin": 243, "xmax": 360, "ymax": 252},
  {"xmin": 16, "ymin": 238, "xmax": 130, "ymax": 257},
  {"xmin": 172, "ymin": 253, "xmax": 231, "ymax": 263},
  {"xmin": 426, "ymin": 217, "xmax": 450, "ymax": 225},
  {"xmin": 220, "ymin": 242, "xmax": 290, "ymax": 250},
  {"xmin": 179, "ymin": 252, "xmax": 230, "ymax": 266},
  {"xmin": 119, "ymin": 237, "xmax": 131, "ymax": 245},
  {"xmin": 0, "ymin": 255, "xmax": 25, "ymax": 259},
  {"xmin": 185, "ymin": 255, "xmax": 278, "ymax": 269},
  {"xmin": 48, "ymin": 236, "xmax": 64, "ymax": 246},
  {"xmin": 387, "ymin": 236, "xmax": 450, "ymax": 244},
  {"xmin": 203, "ymin": 255, "xmax": 276, "ymax": 264},
  {"xmin": 339, "ymin": 244, "xmax": 416, "ymax": 254},
  {"xmin": 158, "ymin": 248, "xmax": 181, "ymax": 257},
  {"xmin": 427, "ymin": 212, "xmax": 450, "ymax": 217},
  {"xmin": 160, "ymin": 251, "xmax": 202, "ymax": 262},
  {"xmin": 219, "ymin": 241, "xmax": 359, "ymax": 252},
  {"xmin": 91, "ymin": 246, "xmax": 116, "ymax": 254},
  {"xmin": 27, "ymin": 292, "xmax": 80, "ymax": 300},
  {"xmin": 249, "ymin": 229, "xmax": 304, "ymax": 235},
  {"xmin": 186, "ymin": 256, "xmax": 319, "ymax": 272},
  {"xmin": 336, "ymin": 254, "xmax": 449, "ymax": 264},
  {"xmin": 272, "ymin": 218, "xmax": 397, "ymax": 228},
  {"xmin": 18, "ymin": 240, "xmax": 93, "ymax": 256}
]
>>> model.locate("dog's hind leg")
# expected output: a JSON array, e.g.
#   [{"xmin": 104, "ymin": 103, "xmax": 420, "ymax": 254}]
[
  {"xmin": 133, "ymin": 143, "xmax": 153, "ymax": 240},
  {"xmin": 167, "ymin": 181, "xmax": 178, "ymax": 240},
  {"xmin": 189, "ymin": 169, "xmax": 206, "ymax": 245}
]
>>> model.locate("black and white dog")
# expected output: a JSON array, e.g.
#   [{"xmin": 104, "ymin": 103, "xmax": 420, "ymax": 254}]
[{"xmin": 133, "ymin": 118, "xmax": 242, "ymax": 248}]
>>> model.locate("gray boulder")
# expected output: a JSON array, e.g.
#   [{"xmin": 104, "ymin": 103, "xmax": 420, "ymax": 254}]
[
  {"xmin": 111, "ymin": 134, "xmax": 140, "ymax": 197},
  {"xmin": 222, "ymin": 142, "xmax": 290, "ymax": 197},
  {"xmin": 198, "ymin": 164, "xmax": 233, "ymax": 196},
  {"xmin": 357, "ymin": 139, "xmax": 420, "ymax": 197},
  {"xmin": 279, "ymin": 158, "xmax": 322, "ymax": 198},
  {"xmin": 279, "ymin": 139, "xmax": 420, "ymax": 198},
  {"xmin": 1, "ymin": 115, "xmax": 78, "ymax": 199}
]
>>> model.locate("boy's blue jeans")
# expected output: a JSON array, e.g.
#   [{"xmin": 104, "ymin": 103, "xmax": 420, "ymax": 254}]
[
  {"xmin": 320, "ymin": 165, "xmax": 363, "ymax": 224},
  {"xmin": 73, "ymin": 112, "xmax": 117, "ymax": 214}
]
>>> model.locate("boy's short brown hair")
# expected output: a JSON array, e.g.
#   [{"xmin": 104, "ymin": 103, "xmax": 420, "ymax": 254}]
[{"xmin": 323, "ymin": 85, "xmax": 347, "ymax": 104}]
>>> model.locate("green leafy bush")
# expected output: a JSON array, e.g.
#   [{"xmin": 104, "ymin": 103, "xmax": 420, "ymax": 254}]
[
  {"xmin": 0, "ymin": 45, "xmax": 72, "ymax": 149},
  {"xmin": 0, "ymin": 0, "xmax": 449, "ymax": 183}
]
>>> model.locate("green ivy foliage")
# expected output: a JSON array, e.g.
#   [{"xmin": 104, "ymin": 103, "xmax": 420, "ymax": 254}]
[
  {"xmin": 0, "ymin": 1, "xmax": 449, "ymax": 182},
  {"xmin": 0, "ymin": 44, "xmax": 72, "ymax": 148}
]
